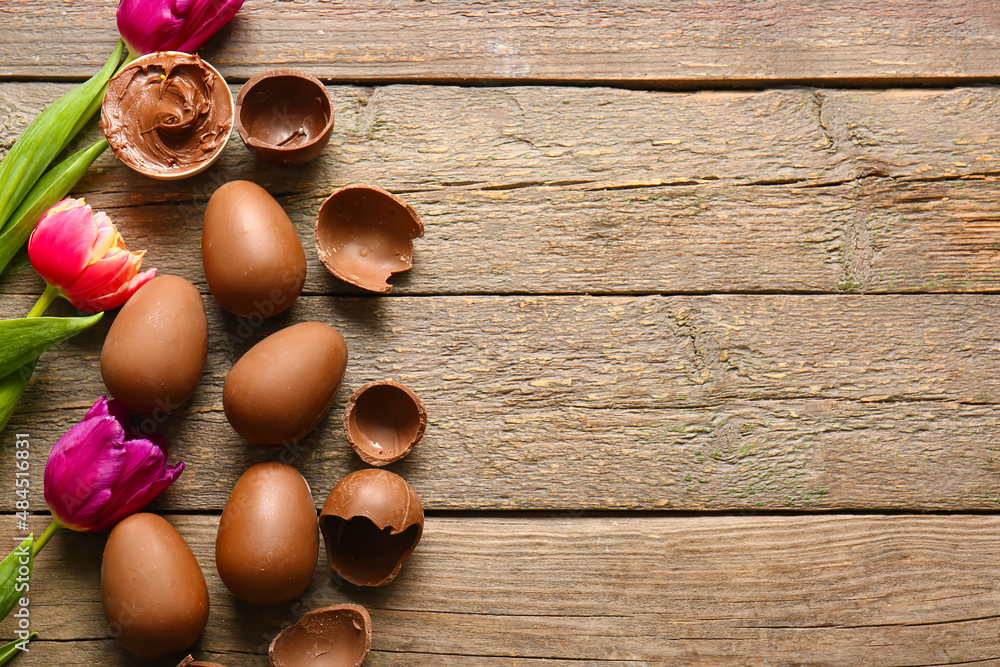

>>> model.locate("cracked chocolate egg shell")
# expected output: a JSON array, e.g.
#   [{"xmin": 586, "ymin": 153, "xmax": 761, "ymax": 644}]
[
  {"xmin": 344, "ymin": 380, "xmax": 426, "ymax": 466},
  {"xmin": 101, "ymin": 52, "xmax": 233, "ymax": 180},
  {"xmin": 177, "ymin": 657, "xmax": 229, "ymax": 667},
  {"xmin": 236, "ymin": 68, "xmax": 334, "ymax": 165},
  {"xmin": 320, "ymin": 469, "xmax": 424, "ymax": 586},
  {"xmin": 315, "ymin": 185, "xmax": 423, "ymax": 293},
  {"xmin": 269, "ymin": 604, "xmax": 371, "ymax": 667}
]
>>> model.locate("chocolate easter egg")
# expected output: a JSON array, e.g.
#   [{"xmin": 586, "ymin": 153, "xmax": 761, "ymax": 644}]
[
  {"xmin": 101, "ymin": 275, "xmax": 208, "ymax": 413},
  {"xmin": 216, "ymin": 462, "xmax": 318, "ymax": 605},
  {"xmin": 223, "ymin": 321, "xmax": 348, "ymax": 445},
  {"xmin": 102, "ymin": 513, "xmax": 209, "ymax": 659},
  {"xmin": 202, "ymin": 180, "xmax": 307, "ymax": 318}
]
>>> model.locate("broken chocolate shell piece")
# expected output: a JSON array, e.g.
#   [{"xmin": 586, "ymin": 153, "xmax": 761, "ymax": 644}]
[
  {"xmin": 177, "ymin": 656, "xmax": 230, "ymax": 667},
  {"xmin": 269, "ymin": 604, "xmax": 372, "ymax": 667},
  {"xmin": 315, "ymin": 185, "xmax": 423, "ymax": 293},
  {"xmin": 319, "ymin": 469, "xmax": 424, "ymax": 586},
  {"xmin": 236, "ymin": 68, "xmax": 334, "ymax": 165},
  {"xmin": 101, "ymin": 52, "xmax": 233, "ymax": 180},
  {"xmin": 344, "ymin": 380, "xmax": 426, "ymax": 466}
]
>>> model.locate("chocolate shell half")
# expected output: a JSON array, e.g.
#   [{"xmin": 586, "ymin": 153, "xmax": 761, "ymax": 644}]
[
  {"xmin": 101, "ymin": 52, "xmax": 233, "ymax": 180},
  {"xmin": 319, "ymin": 469, "xmax": 424, "ymax": 586},
  {"xmin": 236, "ymin": 68, "xmax": 334, "ymax": 165},
  {"xmin": 177, "ymin": 657, "xmax": 229, "ymax": 667},
  {"xmin": 315, "ymin": 185, "xmax": 423, "ymax": 293},
  {"xmin": 269, "ymin": 604, "xmax": 372, "ymax": 667},
  {"xmin": 344, "ymin": 380, "xmax": 426, "ymax": 466}
]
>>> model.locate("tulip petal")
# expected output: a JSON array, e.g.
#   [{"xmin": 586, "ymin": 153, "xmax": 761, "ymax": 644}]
[
  {"xmin": 43, "ymin": 414, "xmax": 127, "ymax": 528},
  {"xmin": 89, "ymin": 438, "xmax": 170, "ymax": 532},
  {"xmin": 106, "ymin": 398, "xmax": 131, "ymax": 432},
  {"xmin": 70, "ymin": 267, "xmax": 156, "ymax": 312},
  {"xmin": 65, "ymin": 247, "xmax": 143, "ymax": 297},
  {"xmin": 174, "ymin": 0, "xmax": 246, "ymax": 54},
  {"xmin": 118, "ymin": 0, "xmax": 244, "ymax": 56},
  {"xmin": 92, "ymin": 460, "xmax": 185, "ymax": 532},
  {"xmin": 43, "ymin": 397, "xmax": 185, "ymax": 533},
  {"xmin": 27, "ymin": 199, "xmax": 98, "ymax": 287},
  {"xmin": 116, "ymin": 1, "xmax": 178, "ymax": 57},
  {"xmin": 89, "ymin": 211, "xmax": 125, "ymax": 263},
  {"xmin": 84, "ymin": 395, "xmax": 113, "ymax": 421}
]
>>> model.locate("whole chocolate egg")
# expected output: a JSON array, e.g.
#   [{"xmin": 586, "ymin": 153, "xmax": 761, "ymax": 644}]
[
  {"xmin": 202, "ymin": 180, "xmax": 306, "ymax": 318},
  {"xmin": 319, "ymin": 469, "xmax": 424, "ymax": 586},
  {"xmin": 216, "ymin": 462, "xmax": 318, "ymax": 605},
  {"xmin": 223, "ymin": 321, "xmax": 348, "ymax": 445},
  {"xmin": 101, "ymin": 275, "xmax": 208, "ymax": 413},
  {"xmin": 102, "ymin": 513, "xmax": 209, "ymax": 659}
]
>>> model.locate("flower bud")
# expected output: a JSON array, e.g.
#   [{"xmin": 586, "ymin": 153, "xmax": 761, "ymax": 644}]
[
  {"xmin": 117, "ymin": 0, "xmax": 246, "ymax": 56},
  {"xmin": 28, "ymin": 198, "xmax": 155, "ymax": 312}
]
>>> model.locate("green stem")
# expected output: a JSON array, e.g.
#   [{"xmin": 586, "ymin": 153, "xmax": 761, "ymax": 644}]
[
  {"xmin": 120, "ymin": 45, "xmax": 140, "ymax": 70},
  {"xmin": 32, "ymin": 520, "xmax": 61, "ymax": 556},
  {"xmin": 26, "ymin": 284, "xmax": 60, "ymax": 318}
]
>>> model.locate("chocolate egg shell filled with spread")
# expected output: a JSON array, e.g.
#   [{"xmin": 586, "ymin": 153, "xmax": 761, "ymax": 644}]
[
  {"xmin": 236, "ymin": 68, "xmax": 334, "ymax": 165},
  {"xmin": 269, "ymin": 604, "xmax": 372, "ymax": 667},
  {"xmin": 320, "ymin": 469, "xmax": 424, "ymax": 586},
  {"xmin": 102, "ymin": 513, "xmax": 210, "ymax": 659},
  {"xmin": 223, "ymin": 321, "xmax": 348, "ymax": 445},
  {"xmin": 202, "ymin": 180, "xmax": 307, "ymax": 318},
  {"xmin": 101, "ymin": 52, "xmax": 233, "ymax": 180},
  {"xmin": 344, "ymin": 380, "xmax": 426, "ymax": 466},
  {"xmin": 315, "ymin": 185, "xmax": 423, "ymax": 293},
  {"xmin": 101, "ymin": 275, "xmax": 208, "ymax": 413},
  {"xmin": 216, "ymin": 462, "xmax": 318, "ymax": 605}
]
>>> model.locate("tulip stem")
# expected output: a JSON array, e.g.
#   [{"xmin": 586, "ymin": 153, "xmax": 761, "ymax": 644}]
[
  {"xmin": 26, "ymin": 283, "xmax": 59, "ymax": 318},
  {"xmin": 32, "ymin": 520, "xmax": 61, "ymax": 556}
]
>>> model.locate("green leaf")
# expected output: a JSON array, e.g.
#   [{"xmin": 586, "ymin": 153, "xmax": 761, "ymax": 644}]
[
  {"xmin": 0, "ymin": 359, "xmax": 37, "ymax": 435},
  {"xmin": 0, "ymin": 537, "xmax": 32, "ymax": 622},
  {"xmin": 0, "ymin": 313, "xmax": 103, "ymax": 379},
  {"xmin": 0, "ymin": 634, "xmax": 36, "ymax": 666},
  {"xmin": 0, "ymin": 40, "xmax": 123, "ymax": 230},
  {"xmin": 0, "ymin": 139, "xmax": 109, "ymax": 276}
]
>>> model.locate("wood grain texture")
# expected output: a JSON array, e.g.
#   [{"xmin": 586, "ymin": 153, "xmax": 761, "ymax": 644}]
[
  {"xmin": 3, "ymin": 514, "xmax": 1000, "ymax": 665},
  {"xmin": 2, "ymin": 84, "xmax": 999, "ymax": 296},
  {"xmin": 2, "ymin": 293, "xmax": 999, "ymax": 512},
  {"xmin": 3, "ymin": 1, "xmax": 1000, "ymax": 86}
]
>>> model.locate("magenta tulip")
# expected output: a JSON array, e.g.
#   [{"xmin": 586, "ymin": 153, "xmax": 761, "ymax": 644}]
[
  {"xmin": 27, "ymin": 198, "xmax": 155, "ymax": 312},
  {"xmin": 117, "ymin": 0, "xmax": 246, "ymax": 56},
  {"xmin": 43, "ymin": 397, "xmax": 184, "ymax": 533}
]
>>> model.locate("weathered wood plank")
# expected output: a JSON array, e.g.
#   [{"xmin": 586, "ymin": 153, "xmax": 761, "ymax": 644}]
[
  {"xmin": 2, "ymin": 294, "xmax": 1000, "ymax": 512},
  {"xmin": 2, "ymin": 515, "xmax": 1000, "ymax": 665},
  {"xmin": 3, "ymin": 1, "xmax": 1000, "ymax": 86},
  {"xmin": 2, "ymin": 84, "xmax": 999, "ymax": 296}
]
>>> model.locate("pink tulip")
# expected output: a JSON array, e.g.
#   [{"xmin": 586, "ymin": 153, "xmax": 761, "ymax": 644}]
[
  {"xmin": 44, "ymin": 397, "xmax": 184, "ymax": 532},
  {"xmin": 117, "ymin": 0, "xmax": 246, "ymax": 56},
  {"xmin": 28, "ymin": 198, "xmax": 155, "ymax": 312}
]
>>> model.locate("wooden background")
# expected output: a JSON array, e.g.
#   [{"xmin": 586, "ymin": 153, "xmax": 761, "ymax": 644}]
[{"xmin": 2, "ymin": 1, "xmax": 1000, "ymax": 664}]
